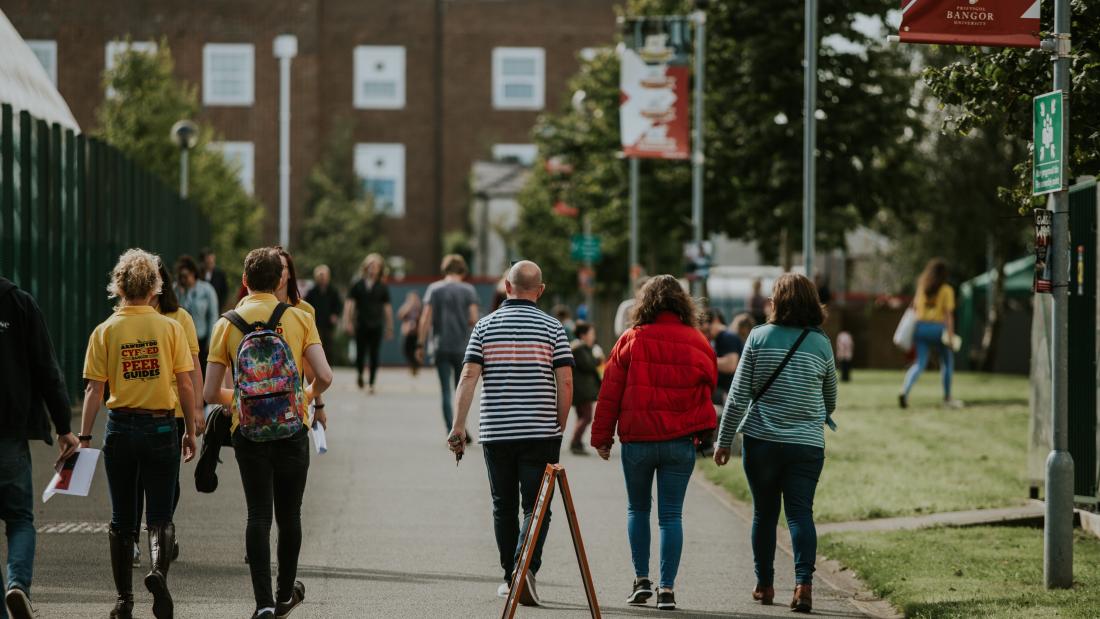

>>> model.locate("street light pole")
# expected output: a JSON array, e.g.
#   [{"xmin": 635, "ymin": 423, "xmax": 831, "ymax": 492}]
[
  {"xmin": 690, "ymin": 7, "xmax": 706, "ymax": 296},
  {"xmin": 629, "ymin": 156, "xmax": 639, "ymax": 289},
  {"xmin": 179, "ymin": 147, "xmax": 189, "ymax": 199},
  {"xmin": 274, "ymin": 34, "xmax": 298, "ymax": 250},
  {"xmin": 1045, "ymin": 0, "xmax": 1074, "ymax": 590},
  {"xmin": 803, "ymin": 0, "xmax": 818, "ymax": 277},
  {"xmin": 170, "ymin": 119, "xmax": 197, "ymax": 200}
]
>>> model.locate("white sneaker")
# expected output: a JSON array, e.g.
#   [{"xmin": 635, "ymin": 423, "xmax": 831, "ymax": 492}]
[
  {"xmin": 518, "ymin": 572, "xmax": 540, "ymax": 606},
  {"xmin": 496, "ymin": 582, "xmax": 510, "ymax": 598},
  {"xmin": 944, "ymin": 399, "xmax": 965, "ymax": 409}
]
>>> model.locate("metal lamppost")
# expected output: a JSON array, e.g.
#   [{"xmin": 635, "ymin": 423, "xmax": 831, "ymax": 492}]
[
  {"xmin": 274, "ymin": 34, "xmax": 298, "ymax": 249},
  {"xmin": 170, "ymin": 120, "xmax": 198, "ymax": 198}
]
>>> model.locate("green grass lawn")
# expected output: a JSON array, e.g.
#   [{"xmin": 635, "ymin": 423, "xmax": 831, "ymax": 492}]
[
  {"xmin": 820, "ymin": 526, "xmax": 1100, "ymax": 618},
  {"xmin": 701, "ymin": 369, "xmax": 1031, "ymax": 523}
]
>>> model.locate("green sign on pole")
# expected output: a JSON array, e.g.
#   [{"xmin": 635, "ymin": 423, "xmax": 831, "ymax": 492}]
[
  {"xmin": 570, "ymin": 234, "xmax": 602, "ymax": 262},
  {"xmin": 1033, "ymin": 90, "xmax": 1064, "ymax": 196}
]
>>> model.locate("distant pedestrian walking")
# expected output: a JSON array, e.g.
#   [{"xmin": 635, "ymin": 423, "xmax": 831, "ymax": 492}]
[
  {"xmin": 613, "ymin": 276, "xmax": 648, "ymax": 338},
  {"xmin": 714, "ymin": 273, "xmax": 837, "ymax": 614},
  {"xmin": 705, "ymin": 308, "xmax": 744, "ymax": 455},
  {"xmin": 203, "ymin": 247, "xmax": 333, "ymax": 619},
  {"xmin": 397, "ymin": 291, "xmax": 423, "ymax": 376},
  {"xmin": 836, "ymin": 331, "xmax": 854, "ymax": 383},
  {"xmin": 0, "ymin": 276, "xmax": 78, "ymax": 619},
  {"xmin": 417, "ymin": 254, "xmax": 479, "ymax": 433},
  {"xmin": 569, "ymin": 321, "xmax": 601, "ymax": 455},
  {"xmin": 899, "ymin": 258, "xmax": 959, "ymax": 408},
  {"xmin": 447, "ymin": 260, "xmax": 574, "ymax": 607},
  {"xmin": 304, "ymin": 265, "xmax": 342, "ymax": 360},
  {"xmin": 175, "ymin": 255, "xmax": 219, "ymax": 374},
  {"xmin": 131, "ymin": 259, "xmax": 206, "ymax": 567},
  {"xmin": 591, "ymin": 275, "xmax": 717, "ymax": 611},
  {"xmin": 345, "ymin": 254, "xmax": 393, "ymax": 393},
  {"xmin": 198, "ymin": 248, "xmax": 228, "ymax": 312},
  {"xmin": 80, "ymin": 249, "xmax": 198, "ymax": 619}
]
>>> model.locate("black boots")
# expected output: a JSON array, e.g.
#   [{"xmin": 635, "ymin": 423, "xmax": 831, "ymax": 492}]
[
  {"xmin": 144, "ymin": 523, "xmax": 175, "ymax": 619},
  {"xmin": 108, "ymin": 529, "xmax": 135, "ymax": 619}
]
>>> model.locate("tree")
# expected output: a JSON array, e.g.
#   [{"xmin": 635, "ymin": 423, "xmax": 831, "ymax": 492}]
[
  {"xmin": 296, "ymin": 117, "xmax": 387, "ymax": 287},
  {"xmin": 515, "ymin": 0, "xmax": 926, "ymax": 299},
  {"xmin": 96, "ymin": 40, "xmax": 262, "ymax": 274},
  {"xmin": 922, "ymin": 0, "xmax": 1100, "ymax": 208}
]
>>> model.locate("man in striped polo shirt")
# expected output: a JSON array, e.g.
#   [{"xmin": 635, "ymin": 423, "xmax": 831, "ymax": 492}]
[{"xmin": 448, "ymin": 260, "xmax": 574, "ymax": 606}]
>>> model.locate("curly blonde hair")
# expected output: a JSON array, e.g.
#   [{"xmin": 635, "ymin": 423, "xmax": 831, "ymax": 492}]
[{"xmin": 108, "ymin": 248, "xmax": 162, "ymax": 301}]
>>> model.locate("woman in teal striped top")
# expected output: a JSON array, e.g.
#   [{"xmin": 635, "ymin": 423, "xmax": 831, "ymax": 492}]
[{"xmin": 714, "ymin": 273, "xmax": 837, "ymax": 614}]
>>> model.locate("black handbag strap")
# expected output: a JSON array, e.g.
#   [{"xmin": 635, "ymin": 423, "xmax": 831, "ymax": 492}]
[{"xmin": 752, "ymin": 328, "xmax": 811, "ymax": 402}]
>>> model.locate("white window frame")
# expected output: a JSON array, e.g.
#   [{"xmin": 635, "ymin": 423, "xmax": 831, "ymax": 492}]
[
  {"xmin": 203, "ymin": 43, "xmax": 255, "ymax": 106},
  {"xmin": 355, "ymin": 143, "xmax": 406, "ymax": 217},
  {"xmin": 492, "ymin": 47, "xmax": 545, "ymax": 110},
  {"xmin": 27, "ymin": 40, "xmax": 57, "ymax": 85},
  {"xmin": 104, "ymin": 40, "xmax": 156, "ymax": 97},
  {"xmin": 353, "ymin": 46, "xmax": 406, "ymax": 110},
  {"xmin": 492, "ymin": 143, "xmax": 537, "ymax": 166},
  {"xmin": 211, "ymin": 141, "xmax": 255, "ymax": 195}
]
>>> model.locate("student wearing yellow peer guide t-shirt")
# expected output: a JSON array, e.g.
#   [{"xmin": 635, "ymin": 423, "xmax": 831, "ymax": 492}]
[
  {"xmin": 78, "ymin": 248, "xmax": 196, "ymax": 619},
  {"xmin": 899, "ymin": 258, "xmax": 960, "ymax": 409},
  {"xmin": 203, "ymin": 247, "xmax": 332, "ymax": 616}
]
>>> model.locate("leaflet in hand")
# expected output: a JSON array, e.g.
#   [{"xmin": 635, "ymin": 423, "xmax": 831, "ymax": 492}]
[
  {"xmin": 43, "ymin": 448, "xmax": 100, "ymax": 503},
  {"xmin": 311, "ymin": 421, "xmax": 327, "ymax": 455}
]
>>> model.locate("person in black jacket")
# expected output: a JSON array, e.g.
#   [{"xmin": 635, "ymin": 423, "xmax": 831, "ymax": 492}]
[
  {"xmin": 0, "ymin": 277, "xmax": 79, "ymax": 619},
  {"xmin": 199, "ymin": 248, "xmax": 229, "ymax": 312},
  {"xmin": 569, "ymin": 321, "xmax": 602, "ymax": 455}
]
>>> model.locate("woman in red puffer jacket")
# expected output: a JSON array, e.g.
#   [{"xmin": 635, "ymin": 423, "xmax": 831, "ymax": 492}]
[{"xmin": 591, "ymin": 275, "xmax": 717, "ymax": 611}]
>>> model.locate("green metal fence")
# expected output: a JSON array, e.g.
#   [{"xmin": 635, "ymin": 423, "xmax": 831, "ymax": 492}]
[{"xmin": 0, "ymin": 103, "xmax": 210, "ymax": 403}]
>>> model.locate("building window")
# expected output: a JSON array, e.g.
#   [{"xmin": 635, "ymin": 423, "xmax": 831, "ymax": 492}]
[
  {"xmin": 353, "ymin": 46, "xmax": 405, "ymax": 109},
  {"xmin": 203, "ymin": 44, "xmax": 254, "ymax": 106},
  {"xmin": 492, "ymin": 144, "xmax": 537, "ymax": 166},
  {"xmin": 27, "ymin": 40, "xmax": 57, "ymax": 85},
  {"xmin": 355, "ymin": 143, "xmax": 405, "ymax": 217},
  {"xmin": 211, "ymin": 141, "xmax": 255, "ymax": 195},
  {"xmin": 492, "ymin": 47, "xmax": 544, "ymax": 110}
]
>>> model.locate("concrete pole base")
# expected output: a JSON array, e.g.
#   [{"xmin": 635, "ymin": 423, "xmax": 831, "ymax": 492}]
[{"xmin": 1044, "ymin": 449, "xmax": 1075, "ymax": 589}]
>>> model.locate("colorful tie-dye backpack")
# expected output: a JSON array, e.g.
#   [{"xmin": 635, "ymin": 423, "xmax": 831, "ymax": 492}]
[{"xmin": 222, "ymin": 303, "xmax": 305, "ymax": 442}]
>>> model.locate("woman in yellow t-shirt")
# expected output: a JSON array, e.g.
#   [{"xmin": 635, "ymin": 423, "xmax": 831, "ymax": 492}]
[
  {"xmin": 130, "ymin": 258, "xmax": 206, "ymax": 566},
  {"xmin": 899, "ymin": 258, "xmax": 960, "ymax": 408},
  {"xmin": 80, "ymin": 249, "xmax": 196, "ymax": 619}
]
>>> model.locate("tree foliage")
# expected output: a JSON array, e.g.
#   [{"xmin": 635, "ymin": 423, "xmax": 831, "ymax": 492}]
[
  {"xmin": 922, "ymin": 0, "xmax": 1100, "ymax": 208},
  {"xmin": 516, "ymin": 0, "xmax": 925, "ymax": 299},
  {"xmin": 96, "ymin": 40, "xmax": 262, "ymax": 274},
  {"xmin": 296, "ymin": 117, "xmax": 387, "ymax": 287}
]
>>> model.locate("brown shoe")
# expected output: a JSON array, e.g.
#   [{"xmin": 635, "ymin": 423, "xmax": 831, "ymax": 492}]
[
  {"xmin": 751, "ymin": 585, "xmax": 774, "ymax": 605},
  {"xmin": 790, "ymin": 584, "xmax": 812, "ymax": 613}
]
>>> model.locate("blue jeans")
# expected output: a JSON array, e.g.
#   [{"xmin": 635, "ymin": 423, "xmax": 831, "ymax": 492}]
[
  {"xmin": 902, "ymin": 321, "xmax": 953, "ymax": 399},
  {"xmin": 435, "ymin": 351, "xmax": 464, "ymax": 432},
  {"xmin": 742, "ymin": 436, "xmax": 824, "ymax": 586},
  {"xmin": 102, "ymin": 411, "xmax": 179, "ymax": 533},
  {"xmin": 0, "ymin": 438, "xmax": 34, "ymax": 615},
  {"xmin": 621, "ymin": 438, "xmax": 695, "ymax": 589}
]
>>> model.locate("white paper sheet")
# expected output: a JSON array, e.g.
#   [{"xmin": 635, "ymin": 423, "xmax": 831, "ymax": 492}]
[
  {"xmin": 311, "ymin": 421, "xmax": 327, "ymax": 455},
  {"xmin": 42, "ymin": 448, "xmax": 100, "ymax": 503}
]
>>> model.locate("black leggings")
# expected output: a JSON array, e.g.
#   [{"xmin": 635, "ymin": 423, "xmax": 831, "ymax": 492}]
[
  {"xmin": 233, "ymin": 428, "xmax": 310, "ymax": 609},
  {"xmin": 355, "ymin": 326, "xmax": 383, "ymax": 387}
]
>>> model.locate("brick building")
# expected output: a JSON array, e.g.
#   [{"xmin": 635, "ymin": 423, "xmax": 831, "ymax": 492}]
[{"xmin": 2, "ymin": 0, "xmax": 618, "ymax": 275}]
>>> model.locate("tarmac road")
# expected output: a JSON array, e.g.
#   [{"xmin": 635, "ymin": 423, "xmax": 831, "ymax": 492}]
[{"xmin": 20, "ymin": 368, "xmax": 864, "ymax": 618}]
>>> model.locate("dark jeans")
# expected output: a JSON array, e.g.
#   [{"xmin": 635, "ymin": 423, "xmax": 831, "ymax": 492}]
[
  {"xmin": 134, "ymin": 418, "xmax": 185, "ymax": 535},
  {"xmin": 233, "ymin": 427, "xmax": 310, "ymax": 609},
  {"xmin": 103, "ymin": 411, "xmax": 180, "ymax": 533},
  {"xmin": 198, "ymin": 336, "xmax": 210, "ymax": 378},
  {"xmin": 355, "ymin": 325, "xmax": 383, "ymax": 387},
  {"xmin": 435, "ymin": 351, "xmax": 465, "ymax": 432},
  {"xmin": 0, "ymin": 438, "xmax": 34, "ymax": 613},
  {"xmin": 742, "ymin": 435, "xmax": 824, "ymax": 586},
  {"xmin": 403, "ymin": 333, "xmax": 420, "ymax": 372},
  {"xmin": 481, "ymin": 438, "xmax": 561, "ymax": 582}
]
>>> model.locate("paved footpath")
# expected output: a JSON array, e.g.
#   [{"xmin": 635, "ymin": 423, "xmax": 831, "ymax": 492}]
[{"xmin": 22, "ymin": 368, "xmax": 865, "ymax": 618}]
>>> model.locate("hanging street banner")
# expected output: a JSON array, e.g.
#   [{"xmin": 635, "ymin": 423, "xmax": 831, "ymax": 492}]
[
  {"xmin": 620, "ymin": 17, "xmax": 692, "ymax": 159},
  {"xmin": 1033, "ymin": 90, "xmax": 1064, "ymax": 196},
  {"xmin": 898, "ymin": 0, "xmax": 1042, "ymax": 48}
]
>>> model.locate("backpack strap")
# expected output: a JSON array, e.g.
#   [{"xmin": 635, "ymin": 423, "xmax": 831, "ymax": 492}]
[
  {"xmin": 221, "ymin": 310, "xmax": 254, "ymax": 335},
  {"xmin": 265, "ymin": 303, "xmax": 291, "ymax": 331}
]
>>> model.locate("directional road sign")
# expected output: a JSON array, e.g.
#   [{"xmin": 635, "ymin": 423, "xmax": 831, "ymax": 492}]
[{"xmin": 570, "ymin": 234, "xmax": 602, "ymax": 263}]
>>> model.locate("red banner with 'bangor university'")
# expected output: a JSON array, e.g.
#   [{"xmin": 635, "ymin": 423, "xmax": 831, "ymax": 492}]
[{"xmin": 899, "ymin": 0, "xmax": 1041, "ymax": 48}]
